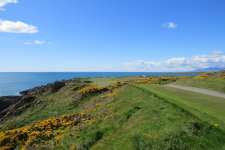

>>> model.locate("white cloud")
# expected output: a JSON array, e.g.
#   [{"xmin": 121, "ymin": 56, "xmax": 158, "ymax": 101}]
[
  {"xmin": 163, "ymin": 22, "xmax": 177, "ymax": 29},
  {"xmin": 0, "ymin": 20, "xmax": 38, "ymax": 33},
  {"xmin": 0, "ymin": 0, "xmax": 17, "ymax": 10},
  {"xmin": 124, "ymin": 52, "xmax": 225, "ymax": 72},
  {"xmin": 24, "ymin": 40, "xmax": 47, "ymax": 45}
]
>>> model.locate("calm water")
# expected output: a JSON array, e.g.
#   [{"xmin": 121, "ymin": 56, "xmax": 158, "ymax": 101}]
[{"xmin": 0, "ymin": 72, "xmax": 198, "ymax": 96}]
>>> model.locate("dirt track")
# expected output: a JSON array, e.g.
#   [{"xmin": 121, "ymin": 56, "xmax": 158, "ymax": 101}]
[{"xmin": 165, "ymin": 84, "xmax": 225, "ymax": 99}]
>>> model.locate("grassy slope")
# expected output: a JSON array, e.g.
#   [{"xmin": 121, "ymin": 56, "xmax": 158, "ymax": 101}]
[
  {"xmin": 90, "ymin": 85, "xmax": 225, "ymax": 150},
  {"xmin": 47, "ymin": 84, "xmax": 225, "ymax": 150},
  {"xmin": 1, "ymin": 77, "xmax": 225, "ymax": 149},
  {"xmin": 138, "ymin": 84, "xmax": 225, "ymax": 130},
  {"xmin": 0, "ymin": 78, "xmax": 119, "ymax": 130},
  {"xmin": 0, "ymin": 80, "xmax": 84, "ymax": 130}
]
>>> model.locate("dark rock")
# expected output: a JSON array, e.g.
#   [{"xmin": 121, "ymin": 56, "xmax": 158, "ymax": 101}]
[
  {"xmin": 20, "ymin": 81, "xmax": 66, "ymax": 96},
  {"xmin": 50, "ymin": 81, "xmax": 66, "ymax": 92},
  {"xmin": 0, "ymin": 96, "xmax": 21, "ymax": 112},
  {"xmin": 0, "ymin": 95, "xmax": 35, "ymax": 122},
  {"xmin": 84, "ymin": 80, "xmax": 92, "ymax": 83}
]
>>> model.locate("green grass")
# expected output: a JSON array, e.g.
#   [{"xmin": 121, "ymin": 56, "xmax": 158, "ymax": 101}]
[
  {"xmin": 137, "ymin": 84, "xmax": 225, "ymax": 130},
  {"xmin": 52, "ymin": 85, "xmax": 225, "ymax": 150},
  {"xmin": 1, "ymin": 77, "xmax": 225, "ymax": 149},
  {"xmin": 175, "ymin": 77, "xmax": 225, "ymax": 93}
]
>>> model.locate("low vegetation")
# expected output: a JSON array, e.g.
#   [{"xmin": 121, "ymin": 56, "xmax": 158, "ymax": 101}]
[
  {"xmin": 174, "ymin": 71, "xmax": 225, "ymax": 93},
  {"xmin": 0, "ymin": 72, "xmax": 225, "ymax": 149},
  {"xmin": 0, "ymin": 113, "xmax": 92, "ymax": 149}
]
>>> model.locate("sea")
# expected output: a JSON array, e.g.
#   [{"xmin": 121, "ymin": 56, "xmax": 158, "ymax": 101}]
[{"xmin": 0, "ymin": 72, "xmax": 199, "ymax": 96}]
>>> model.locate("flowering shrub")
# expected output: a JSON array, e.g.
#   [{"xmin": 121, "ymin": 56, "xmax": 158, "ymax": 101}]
[
  {"xmin": 194, "ymin": 74, "xmax": 210, "ymax": 80},
  {"xmin": 0, "ymin": 113, "xmax": 92, "ymax": 149},
  {"xmin": 134, "ymin": 77, "xmax": 177, "ymax": 84},
  {"xmin": 134, "ymin": 78, "xmax": 153, "ymax": 84},
  {"xmin": 79, "ymin": 84, "xmax": 109, "ymax": 97}
]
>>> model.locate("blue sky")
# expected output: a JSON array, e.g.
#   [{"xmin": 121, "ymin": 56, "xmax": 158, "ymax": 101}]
[{"xmin": 0, "ymin": 0, "xmax": 225, "ymax": 72}]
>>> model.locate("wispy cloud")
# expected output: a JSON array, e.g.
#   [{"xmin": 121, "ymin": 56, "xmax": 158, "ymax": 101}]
[
  {"xmin": 124, "ymin": 52, "xmax": 225, "ymax": 72},
  {"xmin": 0, "ymin": 20, "xmax": 38, "ymax": 33},
  {"xmin": 24, "ymin": 40, "xmax": 47, "ymax": 45},
  {"xmin": 163, "ymin": 21, "xmax": 177, "ymax": 29},
  {"xmin": 0, "ymin": 0, "xmax": 17, "ymax": 11}
]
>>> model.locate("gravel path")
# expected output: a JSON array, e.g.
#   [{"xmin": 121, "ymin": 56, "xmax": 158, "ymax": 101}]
[{"xmin": 165, "ymin": 84, "xmax": 225, "ymax": 99}]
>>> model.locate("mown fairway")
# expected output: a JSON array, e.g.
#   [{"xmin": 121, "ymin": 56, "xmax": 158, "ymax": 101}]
[{"xmin": 139, "ymin": 84, "xmax": 225, "ymax": 129}]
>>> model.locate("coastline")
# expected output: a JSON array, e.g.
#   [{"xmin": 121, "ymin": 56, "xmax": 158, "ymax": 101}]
[{"xmin": 0, "ymin": 72, "xmax": 200, "ymax": 97}]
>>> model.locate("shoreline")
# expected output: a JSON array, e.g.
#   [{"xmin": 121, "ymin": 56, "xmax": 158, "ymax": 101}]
[{"xmin": 0, "ymin": 72, "xmax": 201, "ymax": 97}]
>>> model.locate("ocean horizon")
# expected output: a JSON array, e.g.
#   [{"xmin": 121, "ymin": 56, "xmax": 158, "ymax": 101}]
[{"xmin": 0, "ymin": 72, "xmax": 198, "ymax": 96}]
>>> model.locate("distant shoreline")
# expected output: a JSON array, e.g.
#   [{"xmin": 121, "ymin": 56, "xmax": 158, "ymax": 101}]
[{"xmin": 0, "ymin": 72, "xmax": 200, "ymax": 97}]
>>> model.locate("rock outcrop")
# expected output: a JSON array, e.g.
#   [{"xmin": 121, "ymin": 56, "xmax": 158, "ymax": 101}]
[
  {"xmin": 0, "ymin": 96, "xmax": 20, "ymax": 112},
  {"xmin": 0, "ymin": 81, "xmax": 66, "ymax": 122},
  {"xmin": 20, "ymin": 81, "xmax": 66, "ymax": 95}
]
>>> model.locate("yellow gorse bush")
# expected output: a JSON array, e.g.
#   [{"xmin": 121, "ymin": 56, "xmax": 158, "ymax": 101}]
[
  {"xmin": 0, "ymin": 113, "xmax": 92, "ymax": 150},
  {"xmin": 79, "ymin": 84, "xmax": 109, "ymax": 97},
  {"xmin": 134, "ymin": 77, "xmax": 177, "ymax": 84},
  {"xmin": 194, "ymin": 74, "xmax": 209, "ymax": 79}
]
